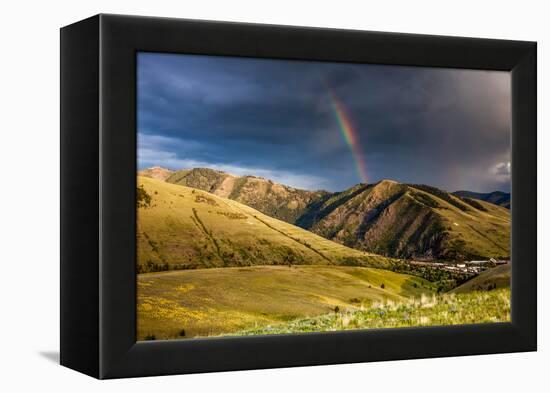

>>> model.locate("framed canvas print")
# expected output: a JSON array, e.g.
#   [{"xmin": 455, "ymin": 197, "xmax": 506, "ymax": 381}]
[{"xmin": 60, "ymin": 14, "xmax": 536, "ymax": 379}]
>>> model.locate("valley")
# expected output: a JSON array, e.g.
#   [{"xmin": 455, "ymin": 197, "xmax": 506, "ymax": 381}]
[{"xmin": 137, "ymin": 168, "xmax": 511, "ymax": 339}]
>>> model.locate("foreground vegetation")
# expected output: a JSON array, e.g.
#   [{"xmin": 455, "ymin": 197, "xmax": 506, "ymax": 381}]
[
  {"xmin": 229, "ymin": 288, "xmax": 510, "ymax": 336},
  {"xmin": 137, "ymin": 265, "xmax": 432, "ymax": 340}
]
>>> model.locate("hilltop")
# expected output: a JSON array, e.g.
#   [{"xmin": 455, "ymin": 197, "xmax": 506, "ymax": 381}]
[
  {"xmin": 138, "ymin": 166, "xmax": 174, "ymax": 181},
  {"xmin": 453, "ymin": 190, "xmax": 510, "ymax": 209},
  {"xmin": 137, "ymin": 176, "xmax": 391, "ymax": 272}
]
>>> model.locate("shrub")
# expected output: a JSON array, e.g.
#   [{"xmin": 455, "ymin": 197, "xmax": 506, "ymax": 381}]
[
  {"xmin": 179, "ymin": 329, "xmax": 186, "ymax": 337},
  {"xmin": 144, "ymin": 334, "xmax": 156, "ymax": 341},
  {"xmin": 380, "ymin": 283, "xmax": 385, "ymax": 289},
  {"xmin": 195, "ymin": 194, "xmax": 218, "ymax": 206},
  {"xmin": 137, "ymin": 185, "xmax": 152, "ymax": 208}
]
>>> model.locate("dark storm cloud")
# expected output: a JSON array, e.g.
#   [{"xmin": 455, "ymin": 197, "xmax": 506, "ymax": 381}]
[{"xmin": 138, "ymin": 52, "xmax": 511, "ymax": 192}]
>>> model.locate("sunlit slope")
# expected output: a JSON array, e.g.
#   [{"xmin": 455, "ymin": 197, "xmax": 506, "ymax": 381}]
[
  {"xmin": 137, "ymin": 176, "xmax": 392, "ymax": 271},
  {"xmin": 137, "ymin": 265, "xmax": 433, "ymax": 339},
  {"xmin": 451, "ymin": 264, "xmax": 511, "ymax": 293},
  {"xmin": 307, "ymin": 180, "xmax": 510, "ymax": 260}
]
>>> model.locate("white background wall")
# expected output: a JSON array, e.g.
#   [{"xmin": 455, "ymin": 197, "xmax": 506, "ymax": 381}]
[{"xmin": 0, "ymin": 0, "xmax": 546, "ymax": 391}]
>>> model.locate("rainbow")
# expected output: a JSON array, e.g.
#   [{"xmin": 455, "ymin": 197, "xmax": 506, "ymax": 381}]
[{"xmin": 326, "ymin": 87, "xmax": 368, "ymax": 183}]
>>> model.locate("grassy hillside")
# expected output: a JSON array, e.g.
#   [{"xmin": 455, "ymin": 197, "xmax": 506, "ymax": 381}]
[
  {"xmin": 142, "ymin": 168, "xmax": 510, "ymax": 261},
  {"xmin": 137, "ymin": 265, "xmax": 433, "ymax": 340},
  {"xmin": 307, "ymin": 180, "xmax": 510, "ymax": 260},
  {"xmin": 137, "ymin": 176, "xmax": 391, "ymax": 272},
  {"xmin": 166, "ymin": 168, "xmax": 329, "ymax": 223},
  {"xmin": 229, "ymin": 288, "xmax": 510, "ymax": 336},
  {"xmin": 453, "ymin": 190, "xmax": 510, "ymax": 209},
  {"xmin": 451, "ymin": 264, "xmax": 511, "ymax": 293}
]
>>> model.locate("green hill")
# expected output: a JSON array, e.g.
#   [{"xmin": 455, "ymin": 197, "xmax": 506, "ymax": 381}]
[
  {"xmin": 305, "ymin": 180, "xmax": 510, "ymax": 261},
  {"xmin": 137, "ymin": 265, "xmax": 433, "ymax": 339},
  {"xmin": 137, "ymin": 176, "xmax": 391, "ymax": 272},
  {"xmin": 451, "ymin": 264, "xmax": 511, "ymax": 293}
]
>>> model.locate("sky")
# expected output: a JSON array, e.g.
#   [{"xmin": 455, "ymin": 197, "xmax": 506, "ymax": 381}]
[{"xmin": 137, "ymin": 52, "xmax": 511, "ymax": 193}]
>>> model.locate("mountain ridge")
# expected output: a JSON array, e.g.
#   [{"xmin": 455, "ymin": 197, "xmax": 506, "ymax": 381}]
[
  {"xmin": 140, "ymin": 167, "xmax": 510, "ymax": 261},
  {"xmin": 307, "ymin": 180, "xmax": 509, "ymax": 261}
]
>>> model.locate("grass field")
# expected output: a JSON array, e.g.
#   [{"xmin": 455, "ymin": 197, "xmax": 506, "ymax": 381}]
[
  {"xmin": 230, "ymin": 288, "xmax": 510, "ymax": 336},
  {"xmin": 137, "ymin": 265, "xmax": 433, "ymax": 340}
]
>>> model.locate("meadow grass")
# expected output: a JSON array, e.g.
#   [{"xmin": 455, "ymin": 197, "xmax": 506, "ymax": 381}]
[
  {"xmin": 137, "ymin": 265, "xmax": 433, "ymax": 340},
  {"xmin": 230, "ymin": 288, "xmax": 510, "ymax": 336}
]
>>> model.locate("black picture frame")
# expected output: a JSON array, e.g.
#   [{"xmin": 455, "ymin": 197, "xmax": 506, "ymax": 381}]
[{"xmin": 60, "ymin": 14, "xmax": 537, "ymax": 379}]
